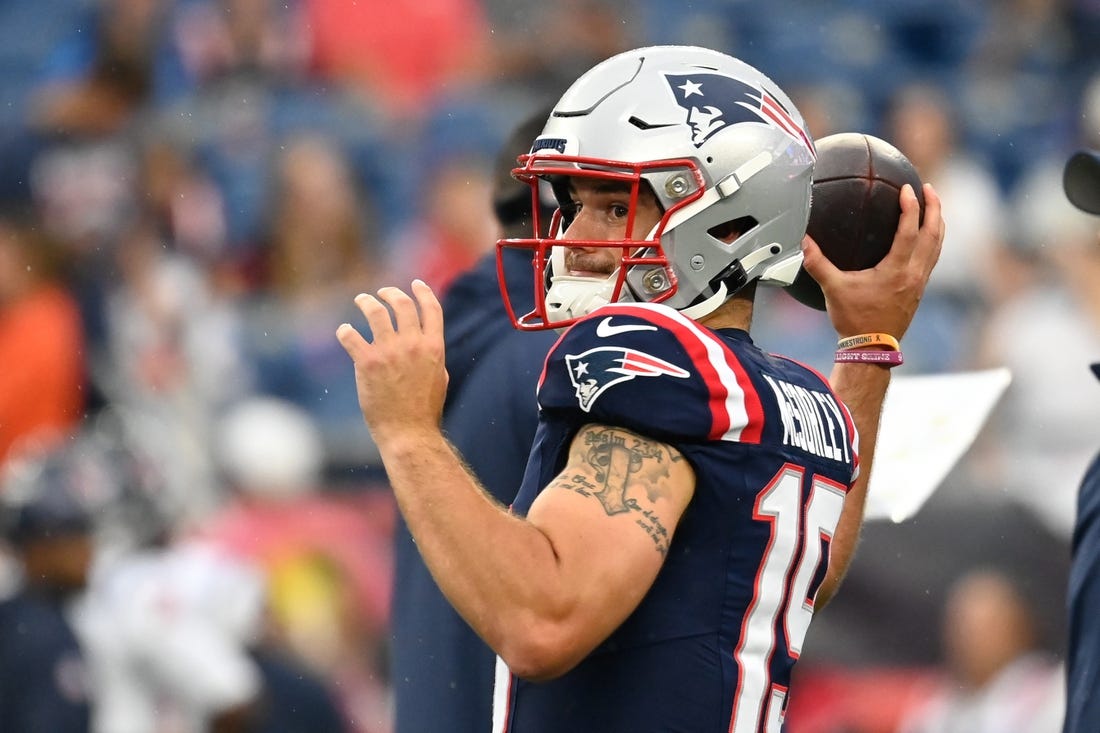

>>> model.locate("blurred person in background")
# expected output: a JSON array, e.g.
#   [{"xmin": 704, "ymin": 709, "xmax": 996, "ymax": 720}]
[
  {"xmin": 78, "ymin": 523, "xmax": 271, "ymax": 733},
  {"xmin": 882, "ymin": 81, "xmax": 1008, "ymax": 373},
  {"xmin": 389, "ymin": 105, "xmax": 558, "ymax": 733},
  {"xmin": 94, "ymin": 197, "xmax": 249, "ymax": 525},
  {"xmin": 12, "ymin": 414, "xmax": 261, "ymax": 733},
  {"xmin": 23, "ymin": 0, "xmax": 173, "ymax": 347},
  {"xmin": 971, "ymin": 147, "xmax": 1100, "ymax": 540},
  {"xmin": 149, "ymin": 0, "xmax": 378, "ymax": 263},
  {"xmin": 0, "ymin": 202, "xmax": 86, "ymax": 469},
  {"xmin": 898, "ymin": 569, "xmax": 1063, "ymax": 733},
  {"xmin": 198, "ymin": 396, "xmax": 393, "ymax": 733},
  {"xmin": 136, "ymin": 137, "xmax": 231, "ymax": 276},
  {"xmin": 1061, "ymin": 147, "xmax": 1100, "ymax": 733},
  {"xmin": 239, "ymin": 133, "xmax": 384, "ymax": 473},
  {"xmin": 383, "ymin": 153, "xmax": 500, "ymax": 297},
  {"xmin": 0, "ymin": 435, "xmax": 97, "ymax": 732},
  {"xmin": 85, "ymin": 537, "xmax": 352, "ymax": 733},
  {"xmin": 28, "ymin": 0, "xmax": 171, "ymax": 138},
  {"xmin": 64, "ymin": 407, "xmax": 350, "ymax": 733}
]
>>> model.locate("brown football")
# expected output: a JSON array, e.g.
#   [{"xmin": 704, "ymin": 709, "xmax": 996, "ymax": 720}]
[{"xmin": 785, "ymin": 132, "xmax": 925, "ymax": 311}]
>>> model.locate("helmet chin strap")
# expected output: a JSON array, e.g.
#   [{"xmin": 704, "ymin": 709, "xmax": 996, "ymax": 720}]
[
  {"xmin": 673, "ymin": 250, "xmax": 751, "ymax": 321},
  {"xmin": 678, "ymin": 282, "xmax": 728, "ymax": 320}
]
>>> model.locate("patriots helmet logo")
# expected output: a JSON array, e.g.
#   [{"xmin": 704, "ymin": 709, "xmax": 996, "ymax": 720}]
[
  {"xmin": 665, "ymin": 72, "xmax": 814, "ymax": 155},
  {"xmin": 565, "ymin": 347, "xmax": 690, "ymax": 412}
]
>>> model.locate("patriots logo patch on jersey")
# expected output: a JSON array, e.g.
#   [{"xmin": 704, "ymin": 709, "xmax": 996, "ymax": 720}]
[
  {"xmin": 565, "ymin": 346, "xmax": 689, "ymax": 412},
  {"xmin": 665, "ymin": 72, "xmax": 814, "ymax": 156}
]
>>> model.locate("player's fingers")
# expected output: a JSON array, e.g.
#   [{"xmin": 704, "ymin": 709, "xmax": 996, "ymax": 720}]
[
  {"xmin": 375, "ymin": 286, "xmax": 420, "ymax": 333},
  {"xmin": 884, "ymin": 183, "xmax": 921, "ymax": 262},
  {"xmin": 412, "ymin": 279, "xmax": 444, "ymax": 339},
  {"xmin": 353, "ymin": 292, "xmax": 395, "ymax": 342},
  {"xmin": 335, "ymin": 322, "xmax": 369, "ymax": 360},
  {"xmin": 799, "ymin": 233, "xmax": 840, "ymax": 290}
]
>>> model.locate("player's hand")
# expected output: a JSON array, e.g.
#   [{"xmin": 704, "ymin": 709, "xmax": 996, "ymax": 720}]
[
  {"xmin": 802, "ymin": 182, "xmax": 945, "ymax": 341},
  {"xmin": 336, "ymin": 280, "xmax": 449, "ymax": 445}
]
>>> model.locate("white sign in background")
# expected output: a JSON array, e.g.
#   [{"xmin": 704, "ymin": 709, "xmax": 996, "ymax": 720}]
[{"xmin": 864, "ymin": 368, "xmax": 1012, "ymax": 523}]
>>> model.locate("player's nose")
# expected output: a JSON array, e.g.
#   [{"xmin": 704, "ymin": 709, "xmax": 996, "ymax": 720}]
[{"xmin": 561, "ymin": 209, "xmax": 601, "ymax": 243}]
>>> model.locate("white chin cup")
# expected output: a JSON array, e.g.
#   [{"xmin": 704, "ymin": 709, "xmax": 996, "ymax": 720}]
[{"xmin": 545, "ymin": 274, "xmax": 624, "ymax": 324}]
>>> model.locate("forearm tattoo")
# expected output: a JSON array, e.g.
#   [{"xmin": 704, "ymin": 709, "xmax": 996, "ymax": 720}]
[{"xmin": 551, "ymin": 425, "xmax": 683, "ymax": 556}]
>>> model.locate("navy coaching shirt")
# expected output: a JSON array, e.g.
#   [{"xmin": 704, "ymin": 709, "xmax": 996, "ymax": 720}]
[
  {"xmin": 391, "ymin": 249, "xmax": 558, "ymax": 733},
  {"xmin": 1064, "ymin": 363, "xmax": 1100, "ymax": 733},
  {"xmin": 493, "ymin": 302, "xmax": 859, "ymax": 733}
]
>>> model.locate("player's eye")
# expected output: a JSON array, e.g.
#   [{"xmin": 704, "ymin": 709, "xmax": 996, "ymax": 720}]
[{"xmin": 609, "ymin": 203, "xmax": 629, "ymax": 220}]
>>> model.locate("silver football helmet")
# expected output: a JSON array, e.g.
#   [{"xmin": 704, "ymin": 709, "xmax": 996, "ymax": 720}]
[{"xmin": 497, "ymin": 45, "xmax": 816, "ymax": 331}]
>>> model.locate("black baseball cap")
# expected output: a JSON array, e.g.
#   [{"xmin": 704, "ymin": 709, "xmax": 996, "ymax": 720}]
[{"xmin": 1064, "ymin": 149, "xmax": 1100, "ymax": 214}]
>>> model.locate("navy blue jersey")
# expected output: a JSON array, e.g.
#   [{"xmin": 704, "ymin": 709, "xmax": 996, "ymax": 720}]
[
  {"xmin": 493, "ymin": 302, "xmax": 858, "ymax": 733},
  {"xmin": 1063, "ymin": 363, "xmax": 1100, "ymax": 733},
  {"xmin": 0, "ymin": 591, "xmax": 90, "ymax": 732}
]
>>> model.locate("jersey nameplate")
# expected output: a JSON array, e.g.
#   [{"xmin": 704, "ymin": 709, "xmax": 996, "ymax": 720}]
[{"xmin": 761, "ymin": 374, "xmax": 850, "ymax": 463}]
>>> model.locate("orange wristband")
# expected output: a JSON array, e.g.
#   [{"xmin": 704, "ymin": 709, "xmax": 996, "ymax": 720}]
[{"xmin": 837, "ymin": 333, "xmax": 900, "ymax": 352}]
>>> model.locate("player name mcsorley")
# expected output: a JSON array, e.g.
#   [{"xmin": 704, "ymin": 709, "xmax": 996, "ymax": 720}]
[{"xmin": 762, "ymin": 374, "xmax": 852, "ymax": 464}]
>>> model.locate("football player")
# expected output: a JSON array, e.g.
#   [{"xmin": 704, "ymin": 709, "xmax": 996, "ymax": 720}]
[
  {"xmin": 338, "ymin": 45, "xmax": 943, "ymax": 732},
  {"xmin": 0, "ymin": 436, "xmax": 99, "ymax": 732},
  {"xmin": 1062, "ymin": 147, "xmax": 1100, "ymax": 733}
]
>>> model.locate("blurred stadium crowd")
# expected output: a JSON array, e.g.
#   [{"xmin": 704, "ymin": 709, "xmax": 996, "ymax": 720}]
[{"xmin": 0, "ymin": 0, "xmax": 1098, "ymax": 731}]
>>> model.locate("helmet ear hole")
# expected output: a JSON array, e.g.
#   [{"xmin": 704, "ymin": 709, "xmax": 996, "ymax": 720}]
[{"xmin": 707, "ymin": 216, "xmax": 758, "ymax": 243}]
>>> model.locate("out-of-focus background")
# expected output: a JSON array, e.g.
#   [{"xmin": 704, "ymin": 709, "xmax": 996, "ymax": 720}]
[{"xmin": 0, "ymin": 0, "xmax": 1097, "ymax": 731}]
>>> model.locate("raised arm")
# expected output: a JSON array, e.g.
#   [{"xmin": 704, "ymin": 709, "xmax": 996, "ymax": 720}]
[
  {"xmin": 336, "ymin": 282, "xmax": 694, "ymax": 680},
  {"xmin": 800, "ymin": 183, "xmax": 945, "ymax": 606}
]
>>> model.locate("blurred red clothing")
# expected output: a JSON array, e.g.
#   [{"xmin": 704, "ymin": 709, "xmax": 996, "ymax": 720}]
[
  {"xmin": 0, "ymin": 284, "xmax": 86, "ymax": 466},
  {"xmin": 304, "ymin": 0, "xmax": 490, "ymax": 115},
  {"xmin": 785, "ymin": 665, "xmax": 940, "ymax": 733}
]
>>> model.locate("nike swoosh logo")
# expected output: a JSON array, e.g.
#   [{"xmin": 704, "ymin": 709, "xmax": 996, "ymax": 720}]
[{"xmin": 595, "ymin": 317, "xmax": 658, "ymax": 338}]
